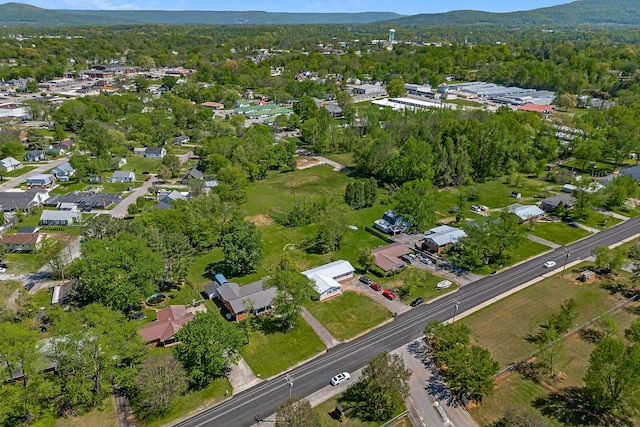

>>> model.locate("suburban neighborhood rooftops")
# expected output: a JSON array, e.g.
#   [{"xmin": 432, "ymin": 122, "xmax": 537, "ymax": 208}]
[
  {"xmin": 40, "ymin": 210, "xmax": 75, "ymax": 221},
  {"xmin": 301, "ymin": 260, "xmax": 355, "ymax": 281},
  {"xmin": 0, "ymin": 157, "xmax": 21, "ymax": 168},
  {"xmin": 111, "ymin": 170, "xmax": 134, "ymax": 178},
  {"xmin": 2, "ymin": 232, "xmax": 46, "ymax": 245},
  {"xmin": 137, "ymin": 305, "xmax": 195, "ymax": 343},
  {"xmin": 372, "ymin": 243, "xmax": 411, "ymax": 272}
]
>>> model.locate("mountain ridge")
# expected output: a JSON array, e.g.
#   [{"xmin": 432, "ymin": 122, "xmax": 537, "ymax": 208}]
[{"xmin": 0, "ymin": 1, "xmax": 638, "ymax": 26}]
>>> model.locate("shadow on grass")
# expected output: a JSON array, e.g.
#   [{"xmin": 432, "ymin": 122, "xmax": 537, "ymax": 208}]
[
  {"xmin": 600, "ymin": 281, "xmax": 638, "ymax": 299},
  {"xmin": 532, "ymin": 387, "xmax": 629, "ymax": 427},
  {"xmin": 253, "ymin": 314, "xmax": 291, "ymax": 335}
]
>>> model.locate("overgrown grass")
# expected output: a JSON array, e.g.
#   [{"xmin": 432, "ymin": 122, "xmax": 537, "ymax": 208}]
[
  {"xmin": 304, "ymin": 291, "xmax": 391, "ymax": 341},
  {"xmin": 528, "ymin": 222, "xmax": 590, "ymax": 246},
  {"xmin": 141, "ymin": 377, "xmax": 232, "ymax": 427},
  {"xmin": 6, "ymin": 253, "xmax": 44, "ymax": 275},
  {"xmin": 0, "ymin": 280, "xmax": 22, "ymax": 309},
  {"xmin": 242, "ymin": 316, "xmax": 325, "ymax": 378},
  {"xmin": 313, "ymin": 395, "xmax": 382, "ymax": 427},
  {"xmin": 462, "ymin": 271, "xmax": 630, "ymax": 368}
]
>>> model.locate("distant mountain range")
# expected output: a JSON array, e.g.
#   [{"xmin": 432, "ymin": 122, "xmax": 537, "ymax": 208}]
[{"xmin": 0, "ymin": 0, "xmax": 638, "ymax": 27}]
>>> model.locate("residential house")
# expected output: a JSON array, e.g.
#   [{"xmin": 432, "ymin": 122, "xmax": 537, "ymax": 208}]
[
  {"xmin": 2, "ymin": 232, "xmax": 48, "ymax": 252},
  {"xmin": 144, "ymin": 147, "xmax": 166, "ymax": 158},
  {"xmin": 372, "ymin": 243, "xmax": 412, "ymax": 274},
  {"xmin": 56, "ymin": 202, "xmax": 78, "ymax": 211},
  {"xmin": 0, "ymin": 189, "xmax": 49, "ymax": 211},
  {"xmin": 26, "ymin": 174, "xmax": 55, "ymax": 188},
  {"xmin": 302, "ymin": 260, "xmax": 354, "ymax": 301},
  {"xmin": 173, "ymin": 135, "xmax": 190, "ymax": 145},
  {"xmin": 44, "ymin": 145, "xmax": 64, "ymax": 156},
  {"xmin": 50, "ymin": 163, "xmax": 76, "ymax": 181},
  {"xmin": 352, "ymin": 82, "xmax": 383, "ymax": 95},
  {"xmin": 0, "ymin": 157, "xmax": 22, "ymax": 172},
  {"xmin": 619, "ymin": 165, "xmax": 640, "ymax": 182},
  {"xmin": 39, "ymin": 209, "xmax": 81, "ymax": 226},
  {"xmin": 133, "ymin": 147, "xmax": 147, "ymax": 156},
  {"xmin": 203, "ymin": 282, "xmax": 220, "ymax": 300},
  {"xmin": 158, "ymin": 190, "xmax": 187, "ymax": 206},
  {"xmin": 137, "ymin": 305, "xmax": 195, "ymax": 347},
  {"xmin": 217, "ymin": 280, "xmax": 277, "ymax": 321},
  {"xmin": 89, "ymin": 174, "xmax": 101, "ymax": 183},
  {"xmin": 23, "ymin": 150, "xmax": 44, "ymax": 162},
  {"xmin": 541, "ymin": 194, "xmax": 576, "ymax": 213},
  {"xmin": 374, "ymin": 210, "xmax": 412, "ymax": 234},
  {"xmin": 201, "ymin": 102, "xmax": 224, "ymax": 110},
  {"xmin": 51, "ymin": 279, "xmax": 75, "ymax": 306},
  {"xmin": 422, "ymin": 225, "xmax": 467, "ymax": 253},
  {"xmin": 58, "ymin": 139, "xmax": 74, "ymax": 149},
  {"xmin": 203, "ymin": 180, "xmax": 219, "ymax": 194},
  {"xmin": 180, "ymin": 168, "xmax": 204, "ymax": 185},
  {"xmin": 324, "ymin": 104, "xmax": 343, "ymax": 118},
  {"xmin": 507, "ymin": 204, "xmax": 545, "ymax": 222},
  {"xmin": 562, "ymin": 184, "xmax": 577, "ymax": 193},
  {"xmin": 110, "ymin": 171, "xmax": 135, "ymax": 183}
]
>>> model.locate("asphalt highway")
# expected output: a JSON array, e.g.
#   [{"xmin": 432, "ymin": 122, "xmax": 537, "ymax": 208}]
[{"xmin": 176, "ymin": 215, "xmax": 640, "ymax": 427}]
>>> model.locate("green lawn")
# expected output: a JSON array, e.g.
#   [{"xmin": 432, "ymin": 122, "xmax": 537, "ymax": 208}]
[
  {"xmin": 468, "ymin": 299, "xmax": 640, "ymax": 427},
  {"xmin": 578, "ymin": 211, "xmax": 622, "ymax": 230},
  {"xmin": 187, "ymin": 249, "xmax": 222, "ymax": 288},
  {"xmin": 121, "ymin": 156, "xmax": 162, "ymax": 174},
  {"xmin": 141, "ymin": 377, "xmax": 231, "ymax": 427},
  {"xmin": 528, "ymin": 222, "xmax": 590, "ymax": 246},
  {"xmin": 242, "ymin": 316, "xmax": 325, "ymax": 378},
  {"xmin": 313, "ymin": 395, "xmax": 384, "ymax": 427},
  {"xmin": 321, "ymin": 152, "xmax": 355, "ymax": 168},
  {"xmin": 462, "ymin": 272, "xmax": 629, "ymax": 368},
  {"xmin": 304, "ymin": 291, "xmax": 391, "ymax": 341},
  {"xmin": 49, "ymin": 180, "xmax": 87, "ymax": 195},
  {"xmin": 1, "ymin": 165, "xmax": 37, "ymax": 178},
  {"xmin": 0, "ymin": 280, "xmax": 22, "ymax": 309},
  {"xmin": 32, "ymin": 396, "xmax": 120, "ymax": 427},
  {"xmin": 6, "ymin": 253, "xmax": 45, "ymax": 275}
]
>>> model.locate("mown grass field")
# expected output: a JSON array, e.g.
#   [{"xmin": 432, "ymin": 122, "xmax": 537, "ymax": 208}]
[
  {"xmin": 242, "ymin": 316, "xmax": 325, "ymax": 378},
  {"xmin": 528, "ymin": 221, "xmax": 591, "ymax": 246},
  {"xmin": 304, "ymin": 291, "xmax": 391, "ymax": 341},
  {"xmin": 313, "ymin": 395, "xmax": 410, "ymax": 427}
]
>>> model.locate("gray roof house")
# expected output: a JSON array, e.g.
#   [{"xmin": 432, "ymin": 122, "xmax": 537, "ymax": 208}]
[
  {"xmin": 173, "ymin": 135, "xmax": 190, "ymax": 145},
  {"xmin": 50, "ymin": 163, "xmax": 76, "ymax": 179},
  {"xmin": 180, "ymin": 168, "xmax": 204, "ymax": 185},
  {"xmin": 0, "ymin": 157, "xmax": 22, "ymax": 172},
  {"xmin": 25, "ymin": 174, "xmax": 55, "ymax": 188},
  {"xmin": 422, "ymin": 225, "xmax": 467, "ymax": 253},
  {"xmin": 619, "ymin": 165, "xmax": 640, "ymax": 182},
  {"xmin": 23, "ymin": 150, "xmax": 44, "ymax": 162},
  {"xmin": 541, "ymin": 194, "xmax": 576, "ymax": 212},
  {"xmin": 0, "ymin": 189, "xmax": 49, "ymax": 211},
  {"xmin": 39, "ymin": 209, "xmax": 81, "ymax": 226},
  {"xmin": 217, "ymin": 280, "xmax": 277, "ymax": 321},
  {"xmin": 110, "ymin": 171, "xmax": 135, "ymax": 183},
  {"xmin": 507, "ymin": 204, "xmax": 545, "ymax": 222},
  {"xmin": 144, "ymin": 147, "xmax": 166, "ymax": 158}
]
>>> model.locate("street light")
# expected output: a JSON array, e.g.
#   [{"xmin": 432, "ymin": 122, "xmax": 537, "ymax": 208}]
[
  {"xmin": 453, "ymin": 299, "xmax": 460, "ymax": 323},
  {"xmin": 561, "ymin": 251, "xmax": 570, "ymax": 277},
  {"xmin": 284, "ymin": 374, "xmax": 294, "ymax": 399}
]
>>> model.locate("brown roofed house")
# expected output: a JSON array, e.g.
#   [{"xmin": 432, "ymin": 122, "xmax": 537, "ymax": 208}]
[
  {"xmin": 2, "ymin": 232, "xmax": 48, "ymax": 252},
  {"xmin": 137, "ymin": 305, "xmax": 194, "ymax": 347},
  {"xmin": 372, "ymin": 243, "xmax": 412, "ymax": 274}
]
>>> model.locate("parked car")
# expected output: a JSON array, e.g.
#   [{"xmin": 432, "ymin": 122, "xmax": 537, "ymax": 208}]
[
  {"xmin": 562, "ymin": 216, "xmax": 574, "ymax": 222},
  {"xmin": 369, "ymin": 282, "xmax": 382, "ymax": 291},
  {"xmin": 418, "ymin": 255, "xmax": 432, "ymax": 265},
  {"xmin": 543, "ymin": 261, "xmax": 557, "ymax": 268},
  {"xmin": 330, "ymin": 372, "xmax": 350, "ymax": 386},
  {"xmin": 435, "ymin": 280, "xmax": 452, "ymax": 290},
  {"xmin": 470, "ymin": 205, "xmax": 482, "ymax": 213},
  {"xmin": 410, "ymin": 297, "xmax": 424, "ymax": 307},
  {"xmin": 382, "ymin": 289, "xmax": 397, "ymax": 300},
  {"xmin": 359, "ymin": 275, "xmax": 372, "ymax": 285},
  {"xmin": 567, "ymin": 222, "xmax": 580, "ymax": 228},
  {"xmin": 400, "ymin": 254, "xmax": 415, "ymax": 265},
  {"xmin": 145, "ymin": 176, "xmax": 151, "ymax": 181}
]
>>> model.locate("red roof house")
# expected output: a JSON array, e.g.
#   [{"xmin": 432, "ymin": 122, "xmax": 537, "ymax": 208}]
[
  {"xmin": 372, "ymin": 243, "xmax": 412, "ymax": 274},
  {"xmin": 137, "ymin": 305, "xmax": 194, "ymax": 347}
]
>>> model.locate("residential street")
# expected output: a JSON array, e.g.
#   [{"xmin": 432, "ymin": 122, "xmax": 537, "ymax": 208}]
[
  {"xmin": 108, "ymin": 177, "xmax": 156, "ymax": 218},
  {"xmin": 0, "ymin": 157, "xmax": 70, "ymax": 190}
]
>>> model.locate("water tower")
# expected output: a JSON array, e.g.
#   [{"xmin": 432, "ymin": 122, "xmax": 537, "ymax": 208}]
[{"xmin": 388, "ymin": 29, "xmax": 395, "ymax": 42}]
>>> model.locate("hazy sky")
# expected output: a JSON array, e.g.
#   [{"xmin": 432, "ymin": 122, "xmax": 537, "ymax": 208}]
[{"xmin": 2, "ymin": 0, "xmax": 573, "ymax": 13}]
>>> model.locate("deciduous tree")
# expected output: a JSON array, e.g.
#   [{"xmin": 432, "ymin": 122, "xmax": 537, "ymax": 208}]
[
  {"xmin": 134, "ymin": 352, "xmax": 188, "ymax": 415},
  {"xmin": 221, "ymin": 219, "xmax": 264, "ymax": 275},
  {"xmin": 276, "ymin": 398, "xmax": 320, "ymax": 427},
  {"xmin": 174, "ymin": 312, "xmax": 245, "ymax": 389}
]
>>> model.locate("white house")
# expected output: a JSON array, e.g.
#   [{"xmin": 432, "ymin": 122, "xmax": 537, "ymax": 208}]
[
  {"xmin": 144, "ymin": 147, "xmax": 166, "ymax": 158},
  {"xmin": 301, "ymin": 260, "xmax": 355, "ymax": 301},
  {"xmin": 0, "ymin": 157, "xmax": 22, "ymax": 172},
  {"xmin": 507, "ymin": 204, "xmax": 545, "ymax": 222},
  {"xmin": 110, "ymin": 171, "xmax": 135, "ymax": 183}
]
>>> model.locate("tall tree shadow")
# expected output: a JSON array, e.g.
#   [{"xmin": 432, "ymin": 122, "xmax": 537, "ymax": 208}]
[{"xmin": 533, "ymin": 387, "xmax": 629, "ymax": 426}]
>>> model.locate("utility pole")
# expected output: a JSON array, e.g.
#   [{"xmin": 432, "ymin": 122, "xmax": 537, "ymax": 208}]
[
  {"xmin": 561, "ymin": 251, "xmax": 570, "ymax": 277},
  {"xmin": 284, "ymin": 374, "xmax": 294, "ymax": 400}
]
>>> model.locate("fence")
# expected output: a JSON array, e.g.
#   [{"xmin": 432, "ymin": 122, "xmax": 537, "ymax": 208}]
[
  {"xmin": 495, "ymin": 292, "xmax": 640, "ymax": 378},
  {"xmin": 379, "ymin": 410, "xmax": 409, "ymax": 427},
  {"xmin": 365, "ymin": 226, "xmax": 394, "ymax": 244}
]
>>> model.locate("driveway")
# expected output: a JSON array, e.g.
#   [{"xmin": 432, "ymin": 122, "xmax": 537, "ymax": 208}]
[
  {"xmin": 108, "ymin": 177, "xmax": 155, "ymax": 218},
  {"xmin": 343, "ymin": 278, "xmax": 410, "ymax": 315}
]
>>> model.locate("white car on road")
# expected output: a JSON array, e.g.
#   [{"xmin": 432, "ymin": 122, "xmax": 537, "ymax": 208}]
[
  {"xmin": 543, "ymin": 261, "xmax": 557, "ymax": 268},
  {"xmin": 330, "ymin": 372, "xmax": 351, "ymax": 386}
]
